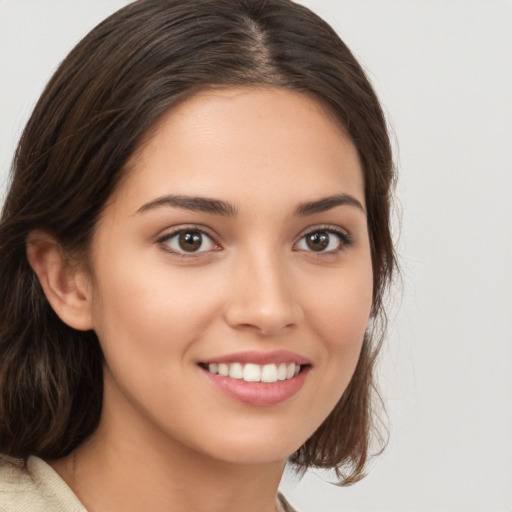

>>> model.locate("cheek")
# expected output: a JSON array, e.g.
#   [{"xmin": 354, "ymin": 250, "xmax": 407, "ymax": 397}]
[
  {"xmin": 88, "ymin": 248, "xmax": 235, "ymax": 393},
  {"xmin": 91, "ymin": 263, "xmax": 220, "ymax": 353},
  {"xmin": 310, "ymin": 257, "xmax": 373, "ymax": 341},
  {"xmin": 305, "ymin": 255, "xmax": 373, "ymax": 388},
  {"xmin": 89, "ymin": 262, "xmax": 223, "ymax": 431}
]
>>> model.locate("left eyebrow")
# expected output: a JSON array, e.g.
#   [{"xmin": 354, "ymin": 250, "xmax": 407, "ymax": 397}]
[{"xmin": 295, "ymin": 194, "xmax": 366, "ymax": 216}]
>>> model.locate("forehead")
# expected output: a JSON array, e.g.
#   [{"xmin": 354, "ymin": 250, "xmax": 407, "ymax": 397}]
[{"xmin": 116, "ymin": 87, "xmax": 364, "ymax": 212}]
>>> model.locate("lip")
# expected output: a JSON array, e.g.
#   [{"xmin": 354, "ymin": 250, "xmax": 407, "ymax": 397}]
[
  {"xmin": 199, "ymin": 350, "xmax": 311, "ymax": 366},
  {"xmin": 200, "ymin": 365, "xmax": 310, "ymax": 406}
]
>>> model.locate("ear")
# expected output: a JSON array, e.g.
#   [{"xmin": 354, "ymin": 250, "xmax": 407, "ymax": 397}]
[{"xmin": 26, "ymin": 230, "xmax": 94, "ymax": 331}]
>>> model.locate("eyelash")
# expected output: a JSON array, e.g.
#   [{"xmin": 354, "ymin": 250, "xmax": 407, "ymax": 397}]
[
  {"xmin": 156, "ymin": 226, "xmax": 220, "ymax": 258},
  {"xmin": 295, "ymin": 226, "xmax": 353, "ymax": 255},
  {"xmin": 156, "ymin": 225, "xmax": 353, "ymax": 258}
]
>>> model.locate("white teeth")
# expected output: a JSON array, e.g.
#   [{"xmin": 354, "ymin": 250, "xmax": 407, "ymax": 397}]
[
  {"xmin": 243, "ymin": 363, "xmax": 261, "ymax": 382},
  {"xmin": 277, "ymin": 363, "xmax": 287, "ymax": 381},
  {"xmin": 286, "ymin": 363, "xmax": 296, "ymax": 380},
  {"xmin": 229, "ymin": 362, "xmax": 243, "ymax": 379},
  {"xmin": 261, "ymin": 363, "xmax": 278, "ymax": 383},
  {"xmin": 205, "ymin": 362, "xmax": 302, "ymax": 382}
]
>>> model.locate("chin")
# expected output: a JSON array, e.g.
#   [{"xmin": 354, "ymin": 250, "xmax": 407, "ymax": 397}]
[
  {"xmin": 187, "ymin": 425, "xmax": 309, "ymax": 467},
  {"xmin": 206, "ymin": 444, "xmax": 296, "ymax": 467}
]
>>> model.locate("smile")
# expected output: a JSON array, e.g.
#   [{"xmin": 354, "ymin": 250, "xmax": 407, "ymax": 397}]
[
  {"xmin": 203, "ymin": 362, "xmax": 301, "ymax": 383},
  {"xmin": 198, "ymin": 350, "xmax": 311, "ymax": 405}
]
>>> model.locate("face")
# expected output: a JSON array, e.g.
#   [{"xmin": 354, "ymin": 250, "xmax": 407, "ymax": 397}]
[{"xmin": 86, "ymin": 87, "xmax": 373, "ymax": 466}]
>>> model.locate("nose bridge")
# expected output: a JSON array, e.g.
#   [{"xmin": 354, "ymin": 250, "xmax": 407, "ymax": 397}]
[{"xmin": 224, "ymin": 243, "xmax": 302, "ymax": 335}]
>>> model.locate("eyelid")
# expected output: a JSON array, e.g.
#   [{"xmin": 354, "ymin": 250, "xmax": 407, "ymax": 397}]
[
  {"xmin": 154, "ymin": 223, "xmax": 353, "ymax": 258},
  {"xmin": 156, "ymin": 224, "xmax": 222, "ymax": 257},
  {"xmin": 294, "ymin": 224, "xmax": 353, "ymax": 253}
]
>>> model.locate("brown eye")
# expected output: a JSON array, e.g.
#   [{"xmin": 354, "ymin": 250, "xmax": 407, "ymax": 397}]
[
  {"xmin": 305, "ymin": 232, "xmax": 330, "ymax": 252},
  {"xmin": 178, "ymin": 231, "xmax": 202, "ymax": 252},
  {"xmin": 161, "ymin": 229, "xmax": 218, "ymax": 255},
  {"xmin": 296, "ymin": 228, "xmax": 351, "ymax": 254}
]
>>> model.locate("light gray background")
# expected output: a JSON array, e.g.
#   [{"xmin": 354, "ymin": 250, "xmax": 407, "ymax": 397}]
[{"xmin": 1, "ymin": 1, "xmax": 511, "ymax": 511}]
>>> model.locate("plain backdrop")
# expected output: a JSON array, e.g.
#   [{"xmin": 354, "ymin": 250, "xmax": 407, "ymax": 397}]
[{"xmin": 1, "ymin": 1, "xmax": 511, "ymax": 511}]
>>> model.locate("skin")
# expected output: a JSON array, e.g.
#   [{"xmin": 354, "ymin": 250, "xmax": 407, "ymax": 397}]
[{"xmin": 30, "ymin": 87, "xmax": 373, "ymax": 512}]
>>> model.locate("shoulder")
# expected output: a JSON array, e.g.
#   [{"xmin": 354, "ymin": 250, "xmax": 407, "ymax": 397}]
[{"xmin": 0, "ymin": 455, "xmax": 86, "ymax": 512}]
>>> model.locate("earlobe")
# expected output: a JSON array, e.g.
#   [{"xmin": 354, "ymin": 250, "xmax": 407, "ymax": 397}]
[{"xmin": 26, "ymin": 230, "xmax": 94, "ymax": 331}]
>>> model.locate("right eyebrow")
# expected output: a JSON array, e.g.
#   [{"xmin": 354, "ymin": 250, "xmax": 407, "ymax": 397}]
[{"xmin": 136, "ymin": 194, "xmax": 238, "ymax": 217}]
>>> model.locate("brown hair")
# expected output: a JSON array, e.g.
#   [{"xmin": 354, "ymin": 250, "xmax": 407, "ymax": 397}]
[{"xmin": 0, "ymin": 0, "xmax": 395, "ymax": 484}]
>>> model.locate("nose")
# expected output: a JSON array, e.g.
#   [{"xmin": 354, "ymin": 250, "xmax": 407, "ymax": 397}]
[{"xmin": 223, "ymin": 250, "xmax": 304, "ymax": 336}]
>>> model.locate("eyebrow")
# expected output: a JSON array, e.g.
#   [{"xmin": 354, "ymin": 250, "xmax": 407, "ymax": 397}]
[
  {"xmin": 295, "ymin": 194, "xmax": 366, "ymax": 216},
  {"xmin": 137, "ymin": 192, "xmax": 365, "ymax": 217},
  {"xmin": 137, "ymin": 195, "xmax": 238, "ymax": 216}
]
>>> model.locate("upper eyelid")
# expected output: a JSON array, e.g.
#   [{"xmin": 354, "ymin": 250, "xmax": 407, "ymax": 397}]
[
  {"xmin": 154, "ymin": 223, "xmax": 352, "ymax": 247},
  {"xmin": 296, "ymin": 224, "xmax": 352, "ymax": 239},
  {"xmin": 156, "ymin": 227, "xmax": 221, "ymax": 258},
  {"xmin": 294, "ymin": 225, "xmax": 354, "ymax": 253},
  {"xmin": 155, "ymin": 225, "xmax": 222, "ymax": 256},
  {"xmin": 155, "ymin": 224, "xmax": 219, "ymax": 242}
]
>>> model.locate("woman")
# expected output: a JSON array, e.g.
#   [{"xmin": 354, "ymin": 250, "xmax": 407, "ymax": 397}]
[{"xmin": 0, "ymin": 0, "xmax": 396, "ymax": 510}]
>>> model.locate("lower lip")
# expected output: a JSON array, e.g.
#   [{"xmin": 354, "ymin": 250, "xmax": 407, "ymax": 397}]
[{"xmin": 201, "ymin": 367, "xmax": 309, "ymax": 406}]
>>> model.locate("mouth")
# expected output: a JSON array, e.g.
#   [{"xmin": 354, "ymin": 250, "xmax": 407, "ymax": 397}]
[
  {"xmin": 197, "ymin": 351, "xmax": 311, "ymax": 406},
  {"xmin": 198, "ymin": 361, "xmax": 305, "ymax": 383}
]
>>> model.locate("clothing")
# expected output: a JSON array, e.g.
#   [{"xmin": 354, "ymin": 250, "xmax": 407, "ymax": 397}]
[
  {"xmin": 0, "ymin": 455, "xmax": 297, "ymax": 512},
  {"xmin": 277, "ymin": 492, "xmax": 298, "ymax": 512},
  {"xmin": 0, "ymin": 456, "xmax": 86, "ymax": 511}
]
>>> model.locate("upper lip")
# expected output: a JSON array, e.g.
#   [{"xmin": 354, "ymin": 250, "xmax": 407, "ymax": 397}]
[{"xmin": 199, "ymin": 350, "xmax": 311, "ymax": 366}]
